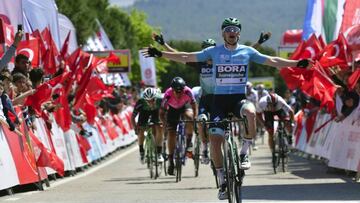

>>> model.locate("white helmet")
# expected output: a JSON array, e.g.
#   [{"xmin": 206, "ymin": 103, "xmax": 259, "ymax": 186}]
[{"xmin": 143, "ymin": 87, "xmax": 157, "ymax": 100}]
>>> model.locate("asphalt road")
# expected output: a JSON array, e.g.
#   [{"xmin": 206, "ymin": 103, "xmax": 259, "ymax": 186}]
[{"xmin": 1, "ymin": 138, "xmax": 360, "ymax": 203}]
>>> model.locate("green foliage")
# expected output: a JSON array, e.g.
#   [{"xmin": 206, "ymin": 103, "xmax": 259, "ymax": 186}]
[{"xmin": 55, "ymin": 0, "xmax": 98, "ymax": 45}]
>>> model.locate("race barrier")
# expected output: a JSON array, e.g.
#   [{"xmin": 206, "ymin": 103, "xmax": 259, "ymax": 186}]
[
  {"xmin": 0, "ymin": 106, "xmax": 137, "ymax": 192},
  {"xmin": 294, "ymin": 105, "xmax": 360, "ymax": 175}
]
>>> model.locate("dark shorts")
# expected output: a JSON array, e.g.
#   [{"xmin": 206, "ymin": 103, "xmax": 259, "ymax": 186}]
[
  {"xmin": 166, "ymin": 104, "xmax": 192, "ymax": 130},
  {"xmin": 137, "ymin": 110, "xmax": 160, "ymax": 127},
  {"xmin": 209, "ymin": 94, "xmax": 246, "ymax": 132},
  {"xmin": 264, "ymin": 110, "xmax": 289, "ymax": 130}
]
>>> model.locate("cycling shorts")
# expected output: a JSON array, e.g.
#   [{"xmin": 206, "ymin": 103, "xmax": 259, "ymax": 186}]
[
  {"xmin": 166, "ymin": 104, "xmax": 192, "ymax": 130},
  {"xmin": 264, "ymin": 110, "xmax": 289, "ymax": 131},
  {"xmin": 137, "ymin": 109, "xmax": 160, "ymax": 127},
  {"xmin": 208, "ymin": 94, "xmax": 246, "ymax": 135}
]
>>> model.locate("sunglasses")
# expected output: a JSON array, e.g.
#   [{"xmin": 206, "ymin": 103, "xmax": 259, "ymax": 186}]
[{"xmin": 223, "ymin": 26, "xmax": 241, "ymax": 33}]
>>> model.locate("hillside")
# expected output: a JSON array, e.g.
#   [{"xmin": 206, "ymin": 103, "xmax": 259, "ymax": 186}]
[{"xmin": 124, "ymin": 0, "xmax": 307, "ymax": 49}]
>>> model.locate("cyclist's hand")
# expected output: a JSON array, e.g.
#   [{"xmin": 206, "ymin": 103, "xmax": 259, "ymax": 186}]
[
  {"xmin": 257, "ymin": 31, "xmax": 271, "ymax": 44},
  {"xmin": 142, "ymin": 46, "xmax": 163, "ymax": 58},
  {"xmin": 152, "ymin": 32, "xmax": 165, "ymax": 45},
  {"xmin": 296, "ymin": 59, "xmax": 313, "ymax": 69}
]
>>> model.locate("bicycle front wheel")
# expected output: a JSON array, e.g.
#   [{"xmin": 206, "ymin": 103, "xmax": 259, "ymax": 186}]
[{"xmin": 194, "ymin": 135, "xmax": 201, "ymax": 177}]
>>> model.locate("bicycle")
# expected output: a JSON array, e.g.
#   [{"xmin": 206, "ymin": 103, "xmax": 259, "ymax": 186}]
[
  {"xmin": 193, "ymin": 121, "xmax": 201, "ymax": 177},
  {"xmin": 272, "ymin": 119, "xmax": 290, "ymax": 174},
  {"xmin": 208, "ymin": 115, "xmax": 247, "ymax": 203},
  {"xmin": 144, "ymin": 123, "xmax": 162, "ymax": 179},
  {"xmin": 174, "ymin": 119, "xmax": 194, "ymax": 182}
]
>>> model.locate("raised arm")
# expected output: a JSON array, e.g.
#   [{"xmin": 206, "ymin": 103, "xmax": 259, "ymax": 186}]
[
  {"xmin": 142, "ymin": 47, "xmax": 199, "ymax": 64},
  {"xmin": 263, "ymin": 56, "xmax": 311, "ymax": 69}
]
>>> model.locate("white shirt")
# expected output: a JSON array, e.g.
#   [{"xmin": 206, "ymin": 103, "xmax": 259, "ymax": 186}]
[{"xmin": 257, "ymin": 95, "xmax": 292, "ymax": 114}]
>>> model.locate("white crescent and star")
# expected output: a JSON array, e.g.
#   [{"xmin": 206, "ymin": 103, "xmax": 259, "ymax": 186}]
[{"xmin": 18, "ymin": 48, "xmax": 34, "ymax": 62}]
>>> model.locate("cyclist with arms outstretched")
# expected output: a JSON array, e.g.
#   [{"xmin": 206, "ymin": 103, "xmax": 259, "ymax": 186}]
[{"xmin": 144, "ymin": 17, "xmax": 310, "ymax": 200}]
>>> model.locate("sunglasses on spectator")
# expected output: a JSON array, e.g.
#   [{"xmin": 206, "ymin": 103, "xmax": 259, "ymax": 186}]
[{"xmin": 223, "ymin": 26, "xmax": 241, "ymax": 33}]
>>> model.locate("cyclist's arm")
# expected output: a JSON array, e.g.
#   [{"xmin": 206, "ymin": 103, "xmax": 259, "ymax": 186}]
[
  {"xmin": 191, "ymin": 102, "xmax": 197, "ymax": 119},
  {"xmin": 263, "ymin": 56, "xmax": 300, "ymax": 68},
  {"xmin": 159, "ymin": 107, "xmax": 166, "ymax": 124},
  {"xmin": 163, "ymin": 43, "xmax": 178, "ymax": 52},
  {"xmin": 162, "ymin": 51, "xmax": 199, "ymax": 63}
]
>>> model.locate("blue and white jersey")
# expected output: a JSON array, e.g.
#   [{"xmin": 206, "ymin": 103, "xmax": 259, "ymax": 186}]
[
  {"xmin": 186, "ymin": 62, "xmax": 214, "ymax": 95},
  {"xmin": 196, "ymin": 44, "xmax": 268, "ymax": 95}
]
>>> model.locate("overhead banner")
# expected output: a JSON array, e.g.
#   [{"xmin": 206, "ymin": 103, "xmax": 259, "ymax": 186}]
[
  {"xmin": 0, "ymin": 0, "xmax": 22, "ymax": 27},
  {"xmin": 139, "ymin": 50, "xmax": 157, "ymax": 87},
  {"xmin": 340, "ymin": 0, "xmax": 360, "ymax": 34},
  {"xmin": 91, "ymin": 50, "xmax": 131, "ymax": 73}
]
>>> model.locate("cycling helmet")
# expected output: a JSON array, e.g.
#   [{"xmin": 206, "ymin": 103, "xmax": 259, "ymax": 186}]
[
  {"xmin": 201, "ymin": 38, "xmax": 216, "ymax": 49},
  {"xmin": 246, "ymin": 81, "xmax": 253, "ymax": 89},
  {"xmin": 171, "ymin": 77, "xmax": 186, "ymax": 92},
  {"xmin": 266, "ymin": 93, "xmax": 279, "ymax": 105},
  {"xmin": 256, "ymin": 84, "xmax": 265, "ymax": 91},
  {"xmin": 221, "ymin": 17, "xmax": 242, "ymax": 30},
  {"xmin": 143, "ymin": 87, "xmax": 157, "ymax": 100}
]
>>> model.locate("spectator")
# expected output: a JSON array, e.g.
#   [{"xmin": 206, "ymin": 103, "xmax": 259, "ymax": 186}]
[
  {"xmin": 0, "ymin": 30, "xmax": 23, "ymax": 71},
  {"xmin": 0, "ymin": 81, "xmax": 19, "ymax": 131},
  {"xmin": 0, "ymin": 69, "xmax": 16, "ymax": 99},
  {"xmin": 29, "ymin": 68, "xmax": 44, "ymax": 88},
  {"xmin": 12, "ymin": 54, "xmax": 31, "ymax": 77}
]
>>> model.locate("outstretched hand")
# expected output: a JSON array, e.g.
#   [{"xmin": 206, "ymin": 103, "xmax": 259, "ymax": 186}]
[
  {"xmin": 296, "ymin": 59, "xmax": 313, "ymax": 69},
  {"xmin": 257, "ymin": 31, "xmax": 272, "ymax": 44},
  {"xmin": 142, "ymin": 46, "xmax": 163, "ymax": 58},
  {"xmin": 152, "ymin": 32, "xmax": 165, "ymax": 45}
]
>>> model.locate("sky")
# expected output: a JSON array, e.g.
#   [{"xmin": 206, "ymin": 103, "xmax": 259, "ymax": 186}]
[{"xmin": 109, "ymin": 0, "xmax": 137, "ymax": 7}]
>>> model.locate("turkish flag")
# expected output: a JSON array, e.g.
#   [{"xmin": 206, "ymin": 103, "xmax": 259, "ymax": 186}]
[
  {"xmin": 348, "ymin": 68, "xmax": 360, "ymax": 90},
  {"xmin": 289, "ymin": 41, "xmax": 305, "ymax": 60},
  {"xmin": 318, "ymin": 33, "xmax": 352, "ymax": 69},
  {"xmin": 54, "ymin": 88, "xmax": 71, "ymax": 131},
  {"xmin": 301, "ymin": 62, "xmax": 338, "ymax": 112},
  {"xmin": 29, "ymin": 130, "xmax": 64, "ymax": 176},
  {"xmin": 16, "ymin": 38, "xmax": 40, "ymax": 67},
  {"xmin": 60, "ymin": 31, "xmax": 71, "ymax": 60},
  {"xmin": 107, "ymin": 51, "xmax": 121, "ymax": 64},
  {"xmin": 297, "ymin": 34, "xmax": 323, "ymax": 60},
  {"xmin": 279, "ymin": 67, "xmax": 312, "ymax": 90},
  {"xmin": 0, "ymin": 18, "xmax": 14, "ymax": 46}
]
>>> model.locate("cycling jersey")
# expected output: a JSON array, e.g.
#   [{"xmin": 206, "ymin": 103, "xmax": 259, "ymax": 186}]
[
  {"xmin": 257, "ymin": 89, "xmax": 269, "ymax": 101},
  {"xmin": 161, "ymin": 86, "xmax": 196, "ymax": 110},
  {"xmin": 191, "ymin": 86, "xmax": 202, "ymax": 103},
  {"xmin": 196, "ymin": 44, "xmax": 268, "ymax": 94},
  {"xmin": 257, "ymin": 95, "xmax": 292, "ymax": 114},
  {"xmin": 132, "ymin": 97, "xmax": 162, "ymax": 117},
  {"xmin": 186, "ymin": 62, "xmax": 214, "ymax": 95}
]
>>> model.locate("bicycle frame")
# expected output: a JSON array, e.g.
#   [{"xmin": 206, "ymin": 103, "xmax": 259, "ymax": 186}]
[{"xmin": 273, "ymin": 120, "xmax": 289, "ymax": 173}]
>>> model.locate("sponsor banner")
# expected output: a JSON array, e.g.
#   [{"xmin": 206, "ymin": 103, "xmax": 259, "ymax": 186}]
[
  {"xmin": 328, "ymin": 123, "xmax": 360, "ymax": 171},
  {"xmin": 340, "ymin": 0, "xmax": 360, "ymax": 34},
  {"xmin": 0, "ymin": 127, "xmax": 19, "ymax": 190},
  {"xmin": 64, "ymin": 130, "xmax": 85, "ymax": 168},
  {"xmin": 50, "ymin": 114, "xmax": 73, "ymax": 171},
  {"xmin": 91, "ymin": 50, "xmax": 131, "ymax": 73},
  {"xmin": 33, "ymin": 118, "xmax": 56, "ymax": 174},
  {"xmin": 139, "ymin": 50, "xmax": 157, "ymax": 87},
  {"xmin": 2, "ymin": 124, "xmax": 45, "ymax": 184},
  {"xmin": 82, "ymin": 122, "xmax": 103, "ymax": 162}
]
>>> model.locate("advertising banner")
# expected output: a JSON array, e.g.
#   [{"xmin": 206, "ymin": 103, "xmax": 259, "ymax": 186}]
[
  {"xmin": 0, "ymin": 127, "xmax": 19, "ymax": 190},
  {"xmin": 139, "ymin": 50, "xmax": 157, "ymax": 87},
  {"xmin": 91, "ymin": 50, "xmax": 131, "ymax": 73}
]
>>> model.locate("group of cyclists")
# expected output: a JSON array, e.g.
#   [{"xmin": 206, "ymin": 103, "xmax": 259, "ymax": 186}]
[{"xmin": 133, "ymin": 17, "xmax": 309, "ymax": 200}]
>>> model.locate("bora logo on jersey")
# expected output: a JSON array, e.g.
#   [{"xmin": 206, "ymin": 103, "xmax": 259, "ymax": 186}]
[{"xmin": 217, "ymin": 65, "xmax": 247, "ymax": 73}]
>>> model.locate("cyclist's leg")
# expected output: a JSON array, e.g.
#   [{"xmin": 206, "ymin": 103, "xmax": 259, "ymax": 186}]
[
  {"xmin": 166, "ymin": 107, "xmax": 181, "ymax": 175},
  {"xmin": 208, "ymin": 95, "xmax": 228, "ymax": 199},
  {"xmin": 236, "ymin": 99, "xmax": 256, "ymax": 169},
  {"xmin": 264, "ymin": 111, "xmax": 275, "ymax": 152},
  {"xmin": 150, "ymin": 109, "xmax": 163, "ymax": 155},
  {"xmin": 198, "ymin": 95, "xmax": 210, "ymax": 159},
  {"xmin": 183, "ymin": 105, "xmax": 194, "ymax": 154},
  {"xmin": 137, "ymin": 112, "xmax": 151, "ymax": 162},
  {"xmin": 278, "ymin": 110, "xmax": 293, "ymax": 145}
]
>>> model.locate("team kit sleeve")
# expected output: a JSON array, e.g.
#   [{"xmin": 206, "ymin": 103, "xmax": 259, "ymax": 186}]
[
  {"xmin": 248, "ymin": 47, "xmax": 268, "ymax": 64},
  {"xmin": 278, "ymin": 96, "xmax": 292, "ymax": 113},
  {"xmin": 196, "ymin": 46, "xmax": 214, "ymax": 62},
  {"xmin": 132, "ymin": 100, "xmax": 143, "ymax": 117}
]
